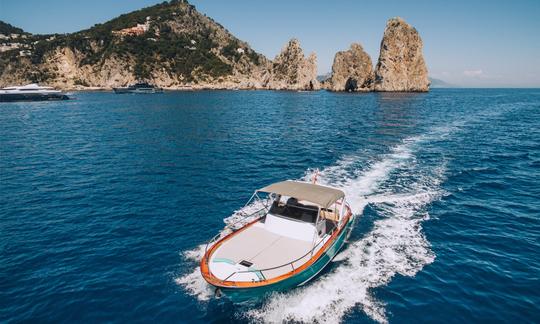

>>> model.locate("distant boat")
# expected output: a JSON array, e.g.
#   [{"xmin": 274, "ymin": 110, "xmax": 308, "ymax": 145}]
[
  {"xmin": 113, "ymin": 82, "xmax": 163, "ymax": 94},
  {"xmin": 0, "ymin": 84, "xmax": 70, "ymax": 102}
]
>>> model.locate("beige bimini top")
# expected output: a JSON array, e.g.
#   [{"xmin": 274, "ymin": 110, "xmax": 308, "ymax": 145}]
[{"xmin": 258, "ymin": 180, "xmax": 344, "ymax": 208}]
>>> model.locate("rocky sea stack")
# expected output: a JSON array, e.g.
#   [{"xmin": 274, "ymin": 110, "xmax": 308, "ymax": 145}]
[
  {"xmin": 326, "ymin": 43, "xmax": 374, "ymax": 92},
  {"xmin": 268, "ymin": 39, "xmax": 319, "ymax": 91},
  {"xmin": 374, "ymin": 17, "xmax": 429, "ymax": 92}
]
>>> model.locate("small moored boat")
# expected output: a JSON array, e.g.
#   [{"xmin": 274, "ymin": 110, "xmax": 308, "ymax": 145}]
[
  {"xmin": 200, "ymin": 180, "xmax": 354, "ymax": 298},
  {"xmin": 113, "ymin": 82, "xmax": 163, "ymax": 94},
  {"xmin": 0, "ymin": 84, "xmax": 70, "ymax": 102}
]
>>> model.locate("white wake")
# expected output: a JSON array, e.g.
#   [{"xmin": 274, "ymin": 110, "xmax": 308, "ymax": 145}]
[
  {"xmin": 176, "ymin": 127, "xmax": 451, "ymax": 323},
  {"xmin": 175, "ymin": 200, "xmax": 268, "ymax": 301}
]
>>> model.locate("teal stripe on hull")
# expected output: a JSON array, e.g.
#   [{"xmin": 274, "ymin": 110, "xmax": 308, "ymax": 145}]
[{"xmin": 214, "ymin": 217, "xmax": 354, "ymax": 300}]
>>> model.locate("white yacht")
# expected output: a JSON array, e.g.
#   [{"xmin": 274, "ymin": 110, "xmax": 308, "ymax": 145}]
[{"xmin": 0, "ymin": 84, "xmax": 70, "ymax": 102}]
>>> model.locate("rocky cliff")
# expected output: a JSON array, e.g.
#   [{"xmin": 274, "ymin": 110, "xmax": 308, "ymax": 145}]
[
  {"xmin": 326, "ymin": 43, "xmax": 374, "ymax": 92},
  {"xmin": 373, "ymin": 17, "xmax": 429, "ymax": 92},
  {"xmin": 0, "ymin": 1, "xmax": 326, "ymax": 91},
  {"xmin": 267, "ymin": 39, "xmax": 319, "ymax": 90},
  {"xmin": 0, "ymin": 5, "xmax": 430, "ymax": 92},
  {"xmin": 0, "ymin": 0, "xmax": 272, "ymax": 89}
]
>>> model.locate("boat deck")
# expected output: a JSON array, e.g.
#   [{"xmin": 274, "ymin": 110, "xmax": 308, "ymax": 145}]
[{"xmin": 209, "ymin": 222, "xmax": 325, "ymax": 281}]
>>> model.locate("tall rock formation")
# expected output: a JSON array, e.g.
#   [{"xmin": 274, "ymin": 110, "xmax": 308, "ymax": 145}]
[
  {"xmin": 267, "ymin": 39, "xmax": 319, "ymax": 90},
  {"xmin": 374, "ymin": 17, "xmax": 429, "ymax": 92},
  {"xmin": 326, "ymin": 43, "xmax": 374, "ymax": 92}
]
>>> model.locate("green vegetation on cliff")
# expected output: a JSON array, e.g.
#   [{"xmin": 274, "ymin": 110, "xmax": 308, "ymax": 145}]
[
  {"xmin": 0, "ymin": 0, "xmax": 263, "ymax": 85},
  {"xmin": 0, "ymin": 21, "xmax": 26, "ymax": 35}
]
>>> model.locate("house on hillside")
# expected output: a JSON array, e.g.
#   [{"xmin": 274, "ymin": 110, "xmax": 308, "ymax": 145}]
[{"xmin": 112, "ymin": 17, "xmax": 151, "ymax": 37}]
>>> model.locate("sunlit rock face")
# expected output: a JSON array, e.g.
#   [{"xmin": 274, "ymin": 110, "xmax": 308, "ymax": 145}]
[
  {"xmin": 326, "ymin": 43, "xmax": 374, "ymax": 92},
  {"xmin": 0, "ymin": 1, "xmax": 271, "ymax": 90},
  {"xmin": 374, "ymin": 17, "xmax": 429, "ymax": 92},
  {"xmin": 267, "ymin": 39, "xmax": 320, "ymax": 91}
]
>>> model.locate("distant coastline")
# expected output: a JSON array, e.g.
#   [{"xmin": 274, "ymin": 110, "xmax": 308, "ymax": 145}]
[{"xmin": 0, "ymin": 0, "xmax": 429, "ymax": 93}]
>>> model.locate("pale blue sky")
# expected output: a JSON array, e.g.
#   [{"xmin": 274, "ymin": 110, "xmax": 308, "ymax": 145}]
[{"xmin": 1, "ymin": 0, "xmax": 539, "ymax": 87}]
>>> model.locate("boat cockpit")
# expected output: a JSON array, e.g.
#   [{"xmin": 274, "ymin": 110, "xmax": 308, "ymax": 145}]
[
  {"xmin": 266, "ymin": 194, "xmax": 341, "ymax": 236},
  {"xmin": 268, "ymin": 196, "xmax": 319, "ymax": 223},
  {"xmin": 203, "ymin": 181, "xmax": 350, "ymax": 283}
]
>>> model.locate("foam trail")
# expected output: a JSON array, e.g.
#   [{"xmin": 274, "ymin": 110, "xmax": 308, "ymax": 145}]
[
  {"xmin": 247, "ymin": 135, "xmax": 447, "ymax": 323},
  {"xmin": 175, "ymin": 199, "xmax": 268, "ymax": 300},
  {"xmin": 304, "ymin": 136, "xmax": 416, "ymax": 214},
  {"xmin": 175, "ymin": 266, "xmax": 214, "ymax": 301},
  {"xmin": 177, "ymin": 127, "xmax": 450, "ymax": 323}
]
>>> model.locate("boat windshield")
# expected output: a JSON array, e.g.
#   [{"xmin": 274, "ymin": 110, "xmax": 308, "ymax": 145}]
[{"xmin": 269, "ymin": 196, "xmax": 319, "ymax": 223}]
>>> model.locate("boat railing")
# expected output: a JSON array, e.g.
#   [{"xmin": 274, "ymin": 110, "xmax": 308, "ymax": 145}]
[
  {"xmin": 204, "ymin": 207, "xmax": 267, "ymax": 253},
  {"xmin": 222, "ymin": 225, "xmax": 338, "ymax": 283}
]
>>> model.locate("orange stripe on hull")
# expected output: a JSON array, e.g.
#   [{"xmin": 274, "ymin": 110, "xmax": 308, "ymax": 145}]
[{"xmin": 200, "ymin": 206, "xmax": 352, "ymax": 289}]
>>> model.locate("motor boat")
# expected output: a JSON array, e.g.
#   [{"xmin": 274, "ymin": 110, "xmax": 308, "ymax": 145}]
[
  {"xmin": 200, "ymin": 180, "xmax": 354, "ymax": 298},
  {"xmin": 0, "ymin": 84, "xmax": 70, "ymax": 102},
  {"xmin": 113, "ymin": 82, "xmax": 163, "ymax": 94}
]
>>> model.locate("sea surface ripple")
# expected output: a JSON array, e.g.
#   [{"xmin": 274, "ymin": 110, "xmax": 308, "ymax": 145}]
[{"xmin": 1, "ymin": 89, "xmax": 539, "ymax": 323}]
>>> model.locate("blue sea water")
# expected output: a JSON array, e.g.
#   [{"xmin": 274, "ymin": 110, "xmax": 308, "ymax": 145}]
[{"xmin": 0, "ymin": 89, "xmax": 539, "ymax": 323}]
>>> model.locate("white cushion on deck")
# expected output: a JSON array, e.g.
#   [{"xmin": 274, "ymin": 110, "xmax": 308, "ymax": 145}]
[{"xmin": 209, "ymin": 221, "xmax": 328, "ymax": 282}]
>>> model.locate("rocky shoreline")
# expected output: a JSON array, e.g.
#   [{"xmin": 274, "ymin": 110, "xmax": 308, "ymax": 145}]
[{"xmin": 0, "ymin": 1, "xmax": 429, "ymax": 92}]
